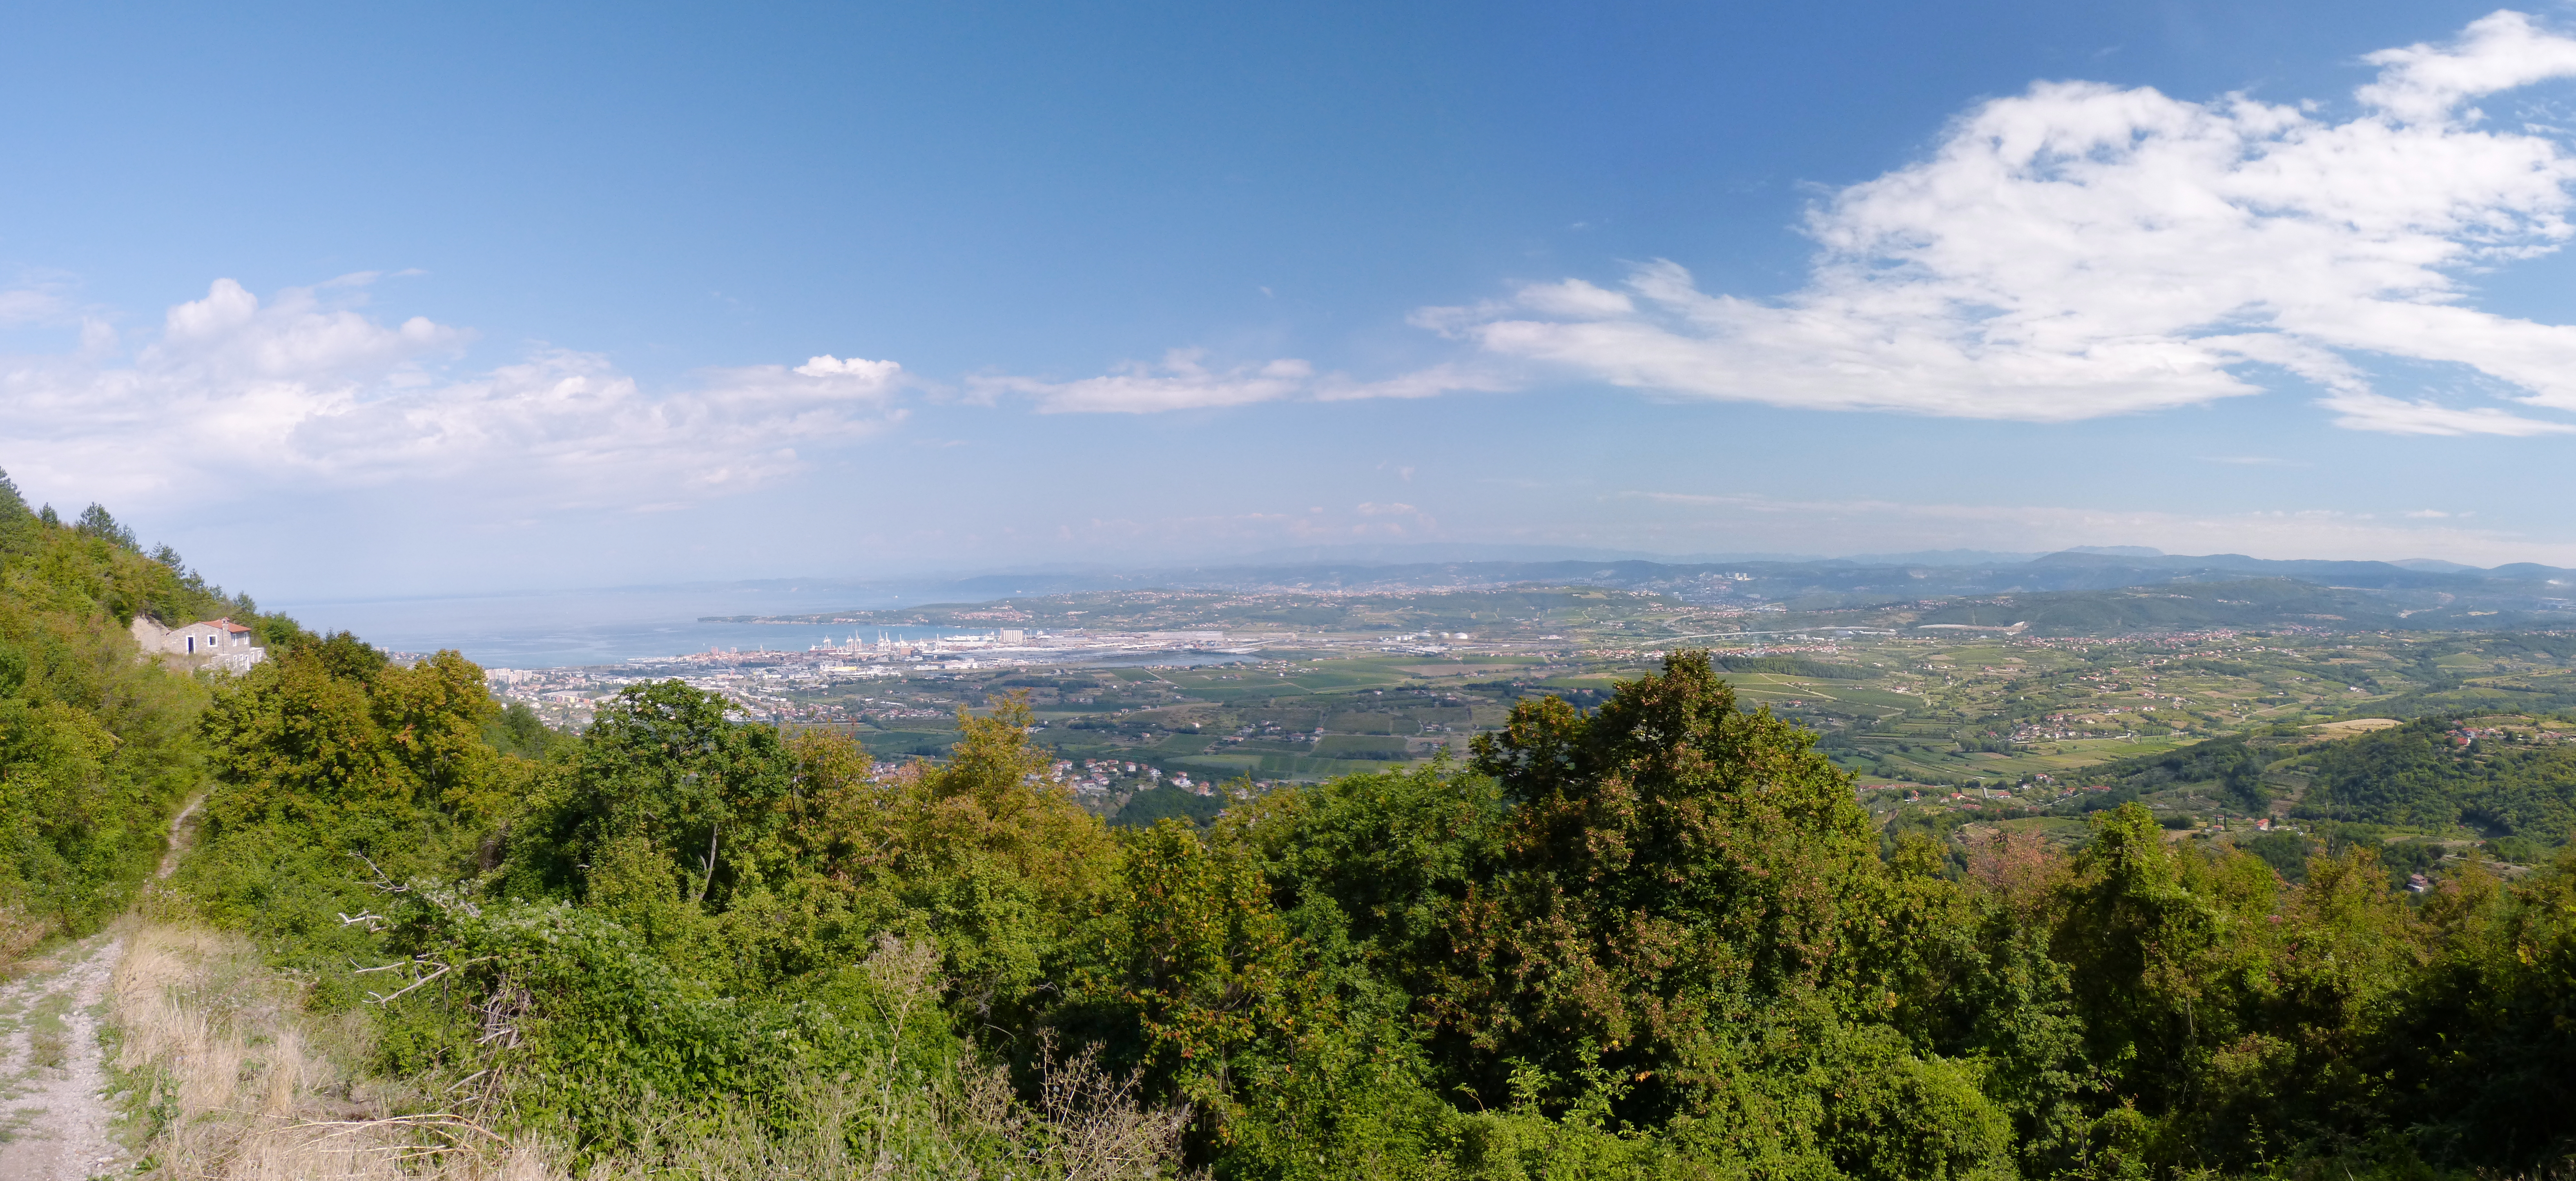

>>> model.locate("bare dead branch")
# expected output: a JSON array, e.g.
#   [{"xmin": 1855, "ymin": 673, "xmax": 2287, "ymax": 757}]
[{"xmin": 362, "ymin": 956, "xmax": 492, "ymax": 1006}]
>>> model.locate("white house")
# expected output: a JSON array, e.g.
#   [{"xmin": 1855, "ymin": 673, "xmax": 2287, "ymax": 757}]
[{"xmin": 131, "ymin": 616, "xmax": 267, "ymax": 672}]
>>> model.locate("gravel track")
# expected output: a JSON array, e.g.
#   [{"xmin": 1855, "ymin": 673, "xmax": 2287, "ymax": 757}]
[
  {"xmin": 0, "ymin": 790, "xmax": 204, "ymax": 1180},
  {"xmin": 0, "ymin": 933, "xmax": 127, "ymax": 1181}
]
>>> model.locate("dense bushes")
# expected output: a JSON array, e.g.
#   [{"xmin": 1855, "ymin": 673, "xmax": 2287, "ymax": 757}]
[
  {"xmin": 180, "ymin": 635, "xmax": 528, "ymax": 1002},
  {"xmin": 165, "ymin": 645, "xmax": 2576, "ymax": 1179}
]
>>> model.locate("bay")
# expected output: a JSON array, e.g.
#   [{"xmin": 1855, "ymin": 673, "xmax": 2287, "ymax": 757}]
[{"xmin": 270, "ymin": 583, "xmax": 984, "ymax": 669}]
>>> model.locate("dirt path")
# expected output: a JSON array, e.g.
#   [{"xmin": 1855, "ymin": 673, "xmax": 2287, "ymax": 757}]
[
  {"xmin": 0, "ymin": 933, "xmax": 127, "ymax": 1181},
  {"xmin": 0, "ymin": 791, "xmax": 205, "ymax": 1180},
  {"xmin": 157, "ymin": 792, "xmax": 205, "ymax": 880}
]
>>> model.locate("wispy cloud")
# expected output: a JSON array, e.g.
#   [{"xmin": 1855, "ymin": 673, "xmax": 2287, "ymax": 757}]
[
  {"xmin": 1415, "ymin": 11, "xmax": 2576, "ymax": 435},
  {"xmin": 976, "ymin": 350, "xmax": 1313, "ymax": 413},
  {"xmin": 0, "ymin": 275, "xmax": 76, "ymax": 328},
  {"xmin": 2319, "ymin": 390, "xmax": 2572, "ymax": 436},
  {"xmin": 0, "ymin": 278, "xmax": 908, "ymax": 509},
  {"xmin": 975, "ymin": 349, "xmax": 1515, "ymax": 414}
]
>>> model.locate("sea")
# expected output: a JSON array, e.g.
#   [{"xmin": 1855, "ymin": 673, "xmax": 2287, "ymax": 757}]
[
  {"xmin": 270, "ymin": 583, "xmax": 1282, "ymax": 672},
  {"xmin": 270, "ymin": 583, "xmax": 977, "ymax": 670}
]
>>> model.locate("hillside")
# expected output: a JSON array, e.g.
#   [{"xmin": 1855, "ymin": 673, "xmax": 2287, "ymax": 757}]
[
  {"xmin": 1911, "ymin": 579, "xmax": 2407, "ymax": 634},
  {"xmin": 0, "ymin": 470, "xmax": 294, "ymax": 951},
  {"xmin": 2297, "ymin": 716, "xmax": 2576, "ymax": 837},
  {"xmin": 1946, "ymin": 710, "xmax": 2576, "ymax": 864}
]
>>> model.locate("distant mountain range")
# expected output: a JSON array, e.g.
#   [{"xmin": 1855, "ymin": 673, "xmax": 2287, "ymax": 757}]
[
  {"xmin": 694, "ymin": 548, "xmax": 2576, "ymax": 637},
  {"xmin": 901, "ymin": 549, "xmax": 2576, "ymax": 597}
]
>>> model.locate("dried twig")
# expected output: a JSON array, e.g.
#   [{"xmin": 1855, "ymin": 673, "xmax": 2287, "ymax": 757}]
[
  {"xmin": 350, "ymin": 851, "xmax": 410, "ymax": 894},
  {"xmin": 285, "ymin": 1112, "xmax": 504, "ymax": 1140},
  {"xmin": 358, "ymin": 956, "xmax": 492, "ymax": 1005}
]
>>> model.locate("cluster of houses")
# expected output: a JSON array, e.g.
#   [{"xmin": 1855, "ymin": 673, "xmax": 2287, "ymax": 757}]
[
  {"xmin": 129, "ymin": 616, "xmax": 266, "ymax": 673},
  {"xmin": 2444, "ymin": 725, "xmax": 2544, "ymax": 747},
  {"xmin": 1051, "ymin": 758, "xmax": 1218, "ymax": 798}
]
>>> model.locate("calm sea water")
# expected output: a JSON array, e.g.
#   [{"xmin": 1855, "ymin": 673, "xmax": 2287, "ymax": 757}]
[
  {"xmin": 270, "ymin": 585, "xmax": 1284, "ymax": 671},
  {"xmin": 270, "ymin": 585, "xmax": 977, "ymax": 669}
]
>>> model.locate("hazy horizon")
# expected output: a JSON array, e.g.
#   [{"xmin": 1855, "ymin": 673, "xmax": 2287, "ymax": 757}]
[
  {"xmin": 254, "ymin": 540, "xmax": 2547, "ymax": 612},
  {"xmin": 259, "ymin": 540, "xmax": 2551, "ymax": 667}
]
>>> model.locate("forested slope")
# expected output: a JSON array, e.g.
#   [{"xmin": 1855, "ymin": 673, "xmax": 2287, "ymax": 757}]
[
  {"xmin": 2302, "ymin": 717, "xmax": 2576, "ymax": 836},
  {"xmin": 2080, "ymin": 713, "xmax": 2576, "ymax": 844},
  {"xmin": 0, "ymin": 469, "xmax": 294, "ymax": 953}
]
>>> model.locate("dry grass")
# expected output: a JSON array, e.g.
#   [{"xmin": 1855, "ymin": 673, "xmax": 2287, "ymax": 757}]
[
  {"xmin": 0, "ymin": 901, "xmax": 53, "ymax": 966},
  {"xmin": 108, "ymin": 920, "xmax": 564, "ymax": 1181},
  {"xmin": 108, "ymin": 922, "xmax": 1192, "ymax": 1180}
]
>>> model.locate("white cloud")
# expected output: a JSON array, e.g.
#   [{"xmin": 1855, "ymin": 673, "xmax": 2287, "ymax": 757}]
[
  {"xmin": 1316, "ymin": 362, "xmax": 1517, "ymax": 402},
  {"xmin": 152, "ymin": 277, "xmax": 466, "ymax": 380},
  {"xmin": 0, "ymin": 279, "xmax": 906, "ymax": 509},
  {"xmin": 1423, "ymin": 11, "xmax": 2576, "ymax": 434},
  {"xmin": 984, "ymin": 350, "xmax": 1312, "ymax": 413},
  {"xmin": 2319, "ymin": 389, "xmax": 2573, "ymax": 435},
  {"xmin": 979, "ymin": 349, "xmax": 1515, "ymax": 413},
  {"xmin": 794, "ymin": 354, "xmax": 902, "ymax": 382},
  {"xmin": 2357, "ymin": 10, "xmax": 2576, "ymax": 121}
]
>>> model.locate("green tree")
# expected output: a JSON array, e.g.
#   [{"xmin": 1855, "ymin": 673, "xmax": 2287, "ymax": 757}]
[
  {"xmin": 187, "ymin": 636, "xmax": 505, "ymax": 990},
  {"xmin": 2374, "ymin": 852, "xmax": 2576, "ymax": 1167},
  {"xmin": 1441, "ymin": 651, "xmax": 1891, "ymax": 1118},
  {"xmin": 1066, "ymin": 820, "xmax": 1307, "ymax": 1132},
  {"xmin": 500, "ymin": 681, "xmax": 792, "ymax": 955}
]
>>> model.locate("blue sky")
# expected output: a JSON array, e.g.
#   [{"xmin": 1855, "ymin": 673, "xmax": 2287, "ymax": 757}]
[{"xmin": 9, "ymin": 1, "xmax": 2576, "ymax": 598}]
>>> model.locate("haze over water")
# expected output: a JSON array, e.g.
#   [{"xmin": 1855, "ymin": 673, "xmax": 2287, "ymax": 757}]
[{"xmin": 273, "ymin": 585, "xmax": 974, "ymax": 668}]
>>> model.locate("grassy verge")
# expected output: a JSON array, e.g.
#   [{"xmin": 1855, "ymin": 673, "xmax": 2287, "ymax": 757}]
[
  {"xmin": 106, "ymin": 917, "xmax": 559, "ymax": 1180},
  {"xmin": 26, "ymin": 989, "xmax": 69, "ymax": 1070},
  {"xmin": 103, "ymin": 912, "xmax": 1189, "ymax": 1179}
]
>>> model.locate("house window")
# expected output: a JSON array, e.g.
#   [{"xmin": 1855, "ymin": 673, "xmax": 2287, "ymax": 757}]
[{"xmin": 187, "ymin": 635, "xmax": 196, "ymax": 653}]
